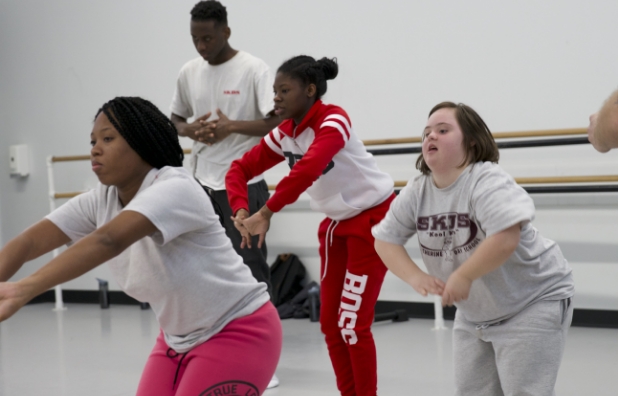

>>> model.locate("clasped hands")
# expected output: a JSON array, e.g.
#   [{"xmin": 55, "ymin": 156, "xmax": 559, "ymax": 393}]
[{"xmin": 193, "ymin": 109, "xmax": 233, "ymax": 146}]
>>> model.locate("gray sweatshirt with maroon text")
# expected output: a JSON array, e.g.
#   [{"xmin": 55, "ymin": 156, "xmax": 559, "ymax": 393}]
[{"xmin": 372, "ymin": 162, "xmax": 574, "ymax": 324}]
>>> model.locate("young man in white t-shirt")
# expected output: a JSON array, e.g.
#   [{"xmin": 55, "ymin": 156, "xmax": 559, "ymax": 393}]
[{"xmin": 170, "ymin": 1, "xmax": 280, "ymax": 302}]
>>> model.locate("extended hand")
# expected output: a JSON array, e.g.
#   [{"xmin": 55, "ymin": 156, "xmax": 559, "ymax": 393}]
[
  {"xmin": 230, "ymin": 209, "xmax": 252, "ymax": 249},
  {"xmin": 441, "ymin": 272, "xmax": 472, "ymax": 306},
  {"xmin": 587, "ymin": 112, "xmax": 611, "ymax": 153},
  {"xmin": 201, "ymin": 109, "xmax": 233, "ymax": 145},
  {"xmin": 240, "ymin": 210, "xmax": 270, "ymax": 249},
  {"xmin": 0, "ymin": 282, "xmax": 30, "ymax": 322},
  {"xmin": 410, "ymin": 272, "xmax": 446, "ymax": 297}
]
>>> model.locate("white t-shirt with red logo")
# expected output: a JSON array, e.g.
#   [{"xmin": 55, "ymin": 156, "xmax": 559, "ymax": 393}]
[
  {"xmin": 372, "ymin": 161, "xmax": 574, "ymax": 324},
  {"xmin": 171, "ymin": 51, "xmax": 274, "ymax": 190}
]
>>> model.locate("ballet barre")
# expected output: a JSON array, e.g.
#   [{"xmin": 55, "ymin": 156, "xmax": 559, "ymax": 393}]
[
  {"xmin": 267, "ymin": 176, "xmax": 618, "ymax": 192},
  {"xmin": 362, "ymin": 127, "xmax": 587, "ymax": 146},
  {"xmin": 367, "ymin": 136, "xmax": 591, "ymax": 156},
  {"xmin": 46, "ymin": 157, "xmax": 69, "ymax": 310},
  {"xmin": 51, "ymin": 174, "xmax": 618, "ymax": 202},
  {"xmin": 177, "ymin": 128, "xmax": 587, "ymax": 154},
  {"xmin": 51, "ymin": 128, "xmax": 586, "ymax": 161}
]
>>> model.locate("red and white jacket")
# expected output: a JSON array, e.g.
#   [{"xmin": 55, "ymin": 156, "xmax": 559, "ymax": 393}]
[{"xmin": 226, "ymin": 100, "xmax": 393, "ymax": 220}]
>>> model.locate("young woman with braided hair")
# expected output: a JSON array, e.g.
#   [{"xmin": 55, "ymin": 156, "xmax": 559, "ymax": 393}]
[
  {"xmin": 0, "ymin": 96, "xmax": 281, "ymax": 395},
  {"xmin": 226, "ymin": 55, "xmax": 395, "ymax": 396}
]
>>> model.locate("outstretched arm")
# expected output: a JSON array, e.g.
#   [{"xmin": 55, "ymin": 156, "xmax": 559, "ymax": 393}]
[
  {"xmin": 375, "ymin": 239, "xmax": 445, "ymax": 297},
  {"xmin": 0, "ymin": 219, "xmax": 71, "ymax": 282},
  {"xmin": 0, "ymin": 211, "xmax": 157, "ymax": 322},
  {"xmin": 226, "ymin": 138, "xmax": 284, "ymax": 216}
]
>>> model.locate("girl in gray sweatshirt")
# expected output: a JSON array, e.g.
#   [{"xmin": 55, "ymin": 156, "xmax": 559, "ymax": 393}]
[{"xmin": 372, "ymin": 101, "xmax": 574, "ymax": 396}]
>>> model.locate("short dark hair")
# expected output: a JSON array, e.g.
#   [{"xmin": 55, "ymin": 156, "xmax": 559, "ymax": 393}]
[
  {"xmin": 277, "ymin": 55, "xmax": 338, "ymax": 100},
  {"xmin": 416, "ymin": 102, "xmax": 499, "ymax": 175},
  {"xmin": 95, "ymin": 97, "xmax": 184, "ymax": 169},
  {"xmin": 190, "ymin": 0, "xmax": 227, "ymax": 25}
]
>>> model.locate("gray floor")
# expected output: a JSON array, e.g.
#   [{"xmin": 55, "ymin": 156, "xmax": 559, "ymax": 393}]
[{"xmin": 0, "ymin": 304, "xmax": 616, "ymax": 395}]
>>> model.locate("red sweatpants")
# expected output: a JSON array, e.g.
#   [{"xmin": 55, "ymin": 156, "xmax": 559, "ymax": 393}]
[
  {"xmin": 318, "ymin": 194, "xmax": 394, "ymax": 396},
  {"xmin": 136, "ymin": 302, "xmax": 281, "ymax": 396}
]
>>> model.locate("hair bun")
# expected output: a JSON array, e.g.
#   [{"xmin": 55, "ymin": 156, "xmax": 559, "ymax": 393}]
[{"xmin": 317, "ymin": 57, "xmax": 338, "ymax": 81}]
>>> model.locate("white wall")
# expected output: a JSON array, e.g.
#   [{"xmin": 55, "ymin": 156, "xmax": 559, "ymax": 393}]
[{"xmin": 1, "ymin": 0, "xmax": 617, "ymax": 309}]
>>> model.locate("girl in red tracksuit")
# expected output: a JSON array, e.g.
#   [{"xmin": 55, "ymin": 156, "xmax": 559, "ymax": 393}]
[{"xmin": 226, "ymin": 55, "xmax": 394, "ymax": 396}]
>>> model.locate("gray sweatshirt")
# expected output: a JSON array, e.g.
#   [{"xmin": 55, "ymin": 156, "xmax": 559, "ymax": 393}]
[{"xmin": 372, "ymin": 162, "xmax": 574, "ymax": 324}]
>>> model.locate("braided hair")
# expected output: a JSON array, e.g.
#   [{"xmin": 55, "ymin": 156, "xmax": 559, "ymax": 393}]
[
  {"xmin": 94, "ymin": 97, "xmax": 184, "ymax": 169},
  {"xmin": 277, "ymin": 56, "xmax": 338, "ymax": 100},
  {"xmin": 190, "ymin": 1, "xmax": 227, "ymax": 24}
]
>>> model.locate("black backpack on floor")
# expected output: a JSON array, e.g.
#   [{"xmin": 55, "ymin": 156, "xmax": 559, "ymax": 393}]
[
  {"xmin": 270, "ymin": 253, "xmax": 307, "ymax": 308},
  {"xmin": 277, "ymin": 281, "xmax": 320, "ymax": 320}
]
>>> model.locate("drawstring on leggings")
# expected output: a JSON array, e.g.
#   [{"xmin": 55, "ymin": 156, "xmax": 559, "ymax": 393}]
[
  {"xmin": 166, "ymin": 348, "xmax": 188, "ymax": 390},
  {"xmin": 321, "ymin": 219, "xmax": 339, "ymax": 281}
]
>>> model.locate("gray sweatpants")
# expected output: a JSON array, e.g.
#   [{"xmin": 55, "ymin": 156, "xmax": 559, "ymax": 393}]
[{"xmin": 453, "ymin": 298, "xmax": 573, "ymax": 396}]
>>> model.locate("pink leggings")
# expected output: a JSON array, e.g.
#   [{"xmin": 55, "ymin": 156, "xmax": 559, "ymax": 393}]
[{"xmin": 136, "ymin": 302, "xmax": 282, "ymax": 396}]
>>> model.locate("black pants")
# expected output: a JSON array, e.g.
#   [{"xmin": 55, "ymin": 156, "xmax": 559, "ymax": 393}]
[{"xmin": 203, "ymin": 180, "xmax": 272, "ymax": 296}]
